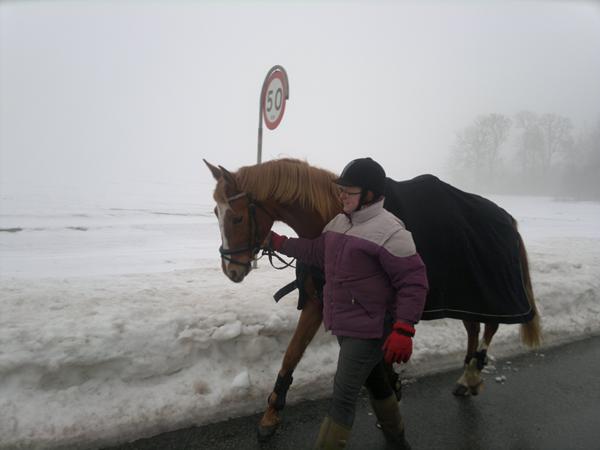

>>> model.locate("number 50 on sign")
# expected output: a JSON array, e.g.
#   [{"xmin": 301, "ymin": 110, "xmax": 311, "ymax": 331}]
[{"xmin": 261, "ymin": 70, "xmax": 288, "ymax": 130}]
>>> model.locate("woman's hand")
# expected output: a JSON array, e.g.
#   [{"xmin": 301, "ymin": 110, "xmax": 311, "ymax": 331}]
[
  {"xmin": 264, "ymin": 231, "xmax": 288, "ymax": 252},
  {"xmin": 382, "ymin": 321, "xmax": 415, "ymax": 364}
]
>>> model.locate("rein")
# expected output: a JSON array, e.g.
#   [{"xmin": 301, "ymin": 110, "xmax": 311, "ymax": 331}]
[
  {"xmin": 260, "ymin": 247, "xmax": 296, "ymax": 270},
  {"xmin": 219, "ymin": 192, "xmax": 295, "ymax": 270}
]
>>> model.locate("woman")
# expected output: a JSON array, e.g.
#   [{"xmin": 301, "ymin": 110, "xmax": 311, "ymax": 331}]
[{"xmin": 268, "ymin": 157, "xmax": 428, "ymax": 449}]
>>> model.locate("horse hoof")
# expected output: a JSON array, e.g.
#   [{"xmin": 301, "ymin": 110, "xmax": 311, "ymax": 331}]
[
  {"xmin": 469, "ymin": 381, "xmax": 484, "ymax": 396},
  {"xmin": 452, "ymin": 383, "xmax": 470, "ymax": 397},
  {"xmin": 257, "ymin": 423, "xmax": 279, "ymax": 442}
]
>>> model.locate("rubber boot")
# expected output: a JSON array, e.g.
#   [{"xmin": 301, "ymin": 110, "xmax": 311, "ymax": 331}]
[
  {"xmin": 369, "ymin": 394, "xmax": 412, "ymax": 450},
  {"xmin": 314, "ymin": 415, "xmax": 351, "ymax": 449}
]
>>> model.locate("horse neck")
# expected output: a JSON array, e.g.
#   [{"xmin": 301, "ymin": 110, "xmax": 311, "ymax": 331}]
[{"xmin": 272, "ymin": 201, "xmax": 334, "ymax": 239}]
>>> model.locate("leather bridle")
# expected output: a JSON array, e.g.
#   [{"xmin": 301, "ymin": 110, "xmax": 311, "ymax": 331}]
[
  {"xmin": 218, "ymin": 192, "xmax": 272, "ymax": 269},
  {"xmin": 218, "ymin": 192, "xmax": 296, "ymax": 271}
]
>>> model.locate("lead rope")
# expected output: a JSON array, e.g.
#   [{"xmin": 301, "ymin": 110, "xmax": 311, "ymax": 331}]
[{"xmin": 258, "ymin": 247, "xmax": 296, "ymax": 270}]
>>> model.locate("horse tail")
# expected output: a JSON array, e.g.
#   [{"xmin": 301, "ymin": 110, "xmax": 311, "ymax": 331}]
[{"xmin": 514, "ymin": 220, "xmax": 542, "ymax": 348}]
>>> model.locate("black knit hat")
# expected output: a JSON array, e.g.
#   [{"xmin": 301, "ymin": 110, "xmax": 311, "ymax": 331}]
[{"xmin": 335, "ymin": 157, "xmax": 386, "ymax": 197}]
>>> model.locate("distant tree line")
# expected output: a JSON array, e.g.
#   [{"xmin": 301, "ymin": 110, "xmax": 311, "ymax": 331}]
[{"xmin": 447, "ymin": 111, "xmax": 600, "ymax": 200}]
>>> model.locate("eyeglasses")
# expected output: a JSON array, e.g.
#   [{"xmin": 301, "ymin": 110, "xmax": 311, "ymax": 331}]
[{"xmin": 337, "ymin": 187, "xmax": 362, "ymax": 196}]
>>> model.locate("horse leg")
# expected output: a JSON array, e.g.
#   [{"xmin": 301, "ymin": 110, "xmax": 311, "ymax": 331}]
[
  {"xmin": 479, "ymin": 322, "xmax": 499, "ymax": 367},
  {"xmin": 257, "ymin": 294, "xmax": 323, "ymax": 440},
  {"xmin": 382, "ymin": 360, "xmax": 402, "ymax": 401},
  {"xmin": 454, "ymin": 322, "xmax": 500, "ymax": 396},
  {"xmin": 453, "ymin": 321, "xmax": 482, "ymax": 396}
]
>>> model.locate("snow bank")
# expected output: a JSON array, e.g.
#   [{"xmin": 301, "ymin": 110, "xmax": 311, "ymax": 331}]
[{"xmin": 0, "ymin": 263, "xmax": 337, "ymax": 449}]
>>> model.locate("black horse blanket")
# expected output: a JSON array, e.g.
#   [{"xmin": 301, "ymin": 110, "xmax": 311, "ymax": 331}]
[
  {"xmin": 384, "ymin": 175, "xmax": 533, "ymax": 323},
  {"xmin": 278, "ymin": 174, "xmax": 534, "ymax": 324}
]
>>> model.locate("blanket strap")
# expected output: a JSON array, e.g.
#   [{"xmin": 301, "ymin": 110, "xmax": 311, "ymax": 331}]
[{"xmin": 273, "ymin": 280, "xmax": 298, "ymax": 302}]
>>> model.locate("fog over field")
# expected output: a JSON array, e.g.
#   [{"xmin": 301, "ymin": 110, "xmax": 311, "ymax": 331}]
[{"xmin": 1, "ymin": 1, "xmax": 599, "ymax": 199}]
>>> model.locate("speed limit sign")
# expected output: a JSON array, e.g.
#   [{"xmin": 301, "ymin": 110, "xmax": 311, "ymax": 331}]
[
  {"xmin": 257, "ymin": 65, "xmax": 289, "ymax": 165},
  {"xmin": 261, "ymin": 70, "xmax": 287, "ymax": 130}
]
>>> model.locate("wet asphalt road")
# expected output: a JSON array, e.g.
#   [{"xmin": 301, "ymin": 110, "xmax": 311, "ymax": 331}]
[{"xmin": 104, "ymin": 335, "xmax": 600, "ymax": 450}]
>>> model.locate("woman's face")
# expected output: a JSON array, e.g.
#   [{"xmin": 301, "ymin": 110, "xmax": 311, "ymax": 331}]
[{"xmin": 338, "ymin": 185, "xmax": 362, "ymax": 214}]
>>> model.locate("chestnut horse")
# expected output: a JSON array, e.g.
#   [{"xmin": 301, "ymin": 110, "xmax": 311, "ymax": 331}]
[{"xmin": 204, "ymin": 158, "xmax": 541, "ymax": 440}]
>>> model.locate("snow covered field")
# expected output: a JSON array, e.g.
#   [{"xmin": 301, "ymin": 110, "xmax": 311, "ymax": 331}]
[{"xmin": 1, "ymin": 185, "xmax": 599, "ymax": 449}]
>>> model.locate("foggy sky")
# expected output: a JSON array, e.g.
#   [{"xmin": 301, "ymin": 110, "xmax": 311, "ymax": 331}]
[{"xmin": 1, "ymin": 1, "xmax": 599, "ymax": 198}]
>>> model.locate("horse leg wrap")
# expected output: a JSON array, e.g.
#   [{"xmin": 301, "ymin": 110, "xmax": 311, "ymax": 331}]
[
  {"xmin": 268, "ymin": 372, "xmax": 294, "ymax": 411},
  {"xmin": 474, "ymin": 349, "xmax": 488, "ymax": 371}
]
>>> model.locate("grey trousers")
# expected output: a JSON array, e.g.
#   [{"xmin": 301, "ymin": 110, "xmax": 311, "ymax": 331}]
[{"xmin": 329, "ymin": 335, "xmax": 393, "ymax": 428}]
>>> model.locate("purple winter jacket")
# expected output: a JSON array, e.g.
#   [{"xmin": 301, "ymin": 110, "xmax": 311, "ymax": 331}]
[{"xmin": 280, "ymin": 200, "xmax": 428, "ymax": 339}]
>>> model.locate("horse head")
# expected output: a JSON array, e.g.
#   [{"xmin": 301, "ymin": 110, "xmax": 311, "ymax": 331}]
[{"xmin": 204, "ymin": 159, "xmax": 275, "ymax": 283}]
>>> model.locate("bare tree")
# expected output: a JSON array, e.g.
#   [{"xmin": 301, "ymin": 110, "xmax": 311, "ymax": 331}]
[
  {"xmin": 480, "ymin": 113, "xmax": 512, "ymax": 174},
  {"xmin": 450, "ymin": 113, "xmax": 511, "ymax": 187},
  {"xmin": 514, "ymin": 111, "xmax": 544, "ymax": 175},
  {"xmin": 539, "ymin": 113, "xmax": 574, "ymax": 173},
  {"xmin": 515, "ymin": 111, "xmax": 574, "ymax": 176},
  {"xmin": 563, "ymin": 118, "xmax": 600, "ymax": 199}
]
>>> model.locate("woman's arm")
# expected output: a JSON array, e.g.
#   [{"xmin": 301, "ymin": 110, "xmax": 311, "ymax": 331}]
[
  {"xmin": 268, "ymin": 231, "xmax": 326, "ymax": 269},
  {"xmin": 379, "ymin": 230, "xmax": 429, "ymax": 324}
]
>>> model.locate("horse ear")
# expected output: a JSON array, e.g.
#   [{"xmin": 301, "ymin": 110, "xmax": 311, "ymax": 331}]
[
  {"xmin": 204, "ymin": 159, "xmax": 222, "ymax": 180},
  {"xmin": 218, "ymin": 165, "xmax": 237, "ymax": 189}
]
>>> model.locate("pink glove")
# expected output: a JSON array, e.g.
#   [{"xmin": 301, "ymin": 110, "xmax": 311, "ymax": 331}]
[
  {"xmin": 382, "ymin": 322, "xmax": 415, "ymax": 364},
  {"xmin": 268, "ymin": 231, "xmax": 288, "ymax": 252}
]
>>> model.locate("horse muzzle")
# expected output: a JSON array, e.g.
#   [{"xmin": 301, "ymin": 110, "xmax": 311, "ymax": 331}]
[
  {"xmin": 224, "ymin": 263, "xmax": 250, "ymax": 283},
  {"xmin": 219, "ymin": 244, "xmax": 259, "ymax": 282}
]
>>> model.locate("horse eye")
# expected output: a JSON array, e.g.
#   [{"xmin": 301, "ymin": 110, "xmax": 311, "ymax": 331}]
[{"xmin": 232, "ymin": 216, "xmax": 243, "ymax": 225}]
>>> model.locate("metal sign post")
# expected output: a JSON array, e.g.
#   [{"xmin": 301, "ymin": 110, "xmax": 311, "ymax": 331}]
[
  {"xmin": 255, "ymin": 66, "xmax": 289, "ymax": 269},
  {"xmin": 257, "ymin": 65, "xmax": 290, "ymax": 164}
]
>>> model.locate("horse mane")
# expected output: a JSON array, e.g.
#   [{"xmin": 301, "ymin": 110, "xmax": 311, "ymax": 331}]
[{"xmin": 234, "ymin": 158, "xmax": 341, "ymax": 222}]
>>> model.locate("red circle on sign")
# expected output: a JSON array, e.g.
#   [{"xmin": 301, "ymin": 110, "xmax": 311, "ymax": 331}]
[{"xmin": 261, "ymin": 70, "xmax": 287, "ymax": 130}]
